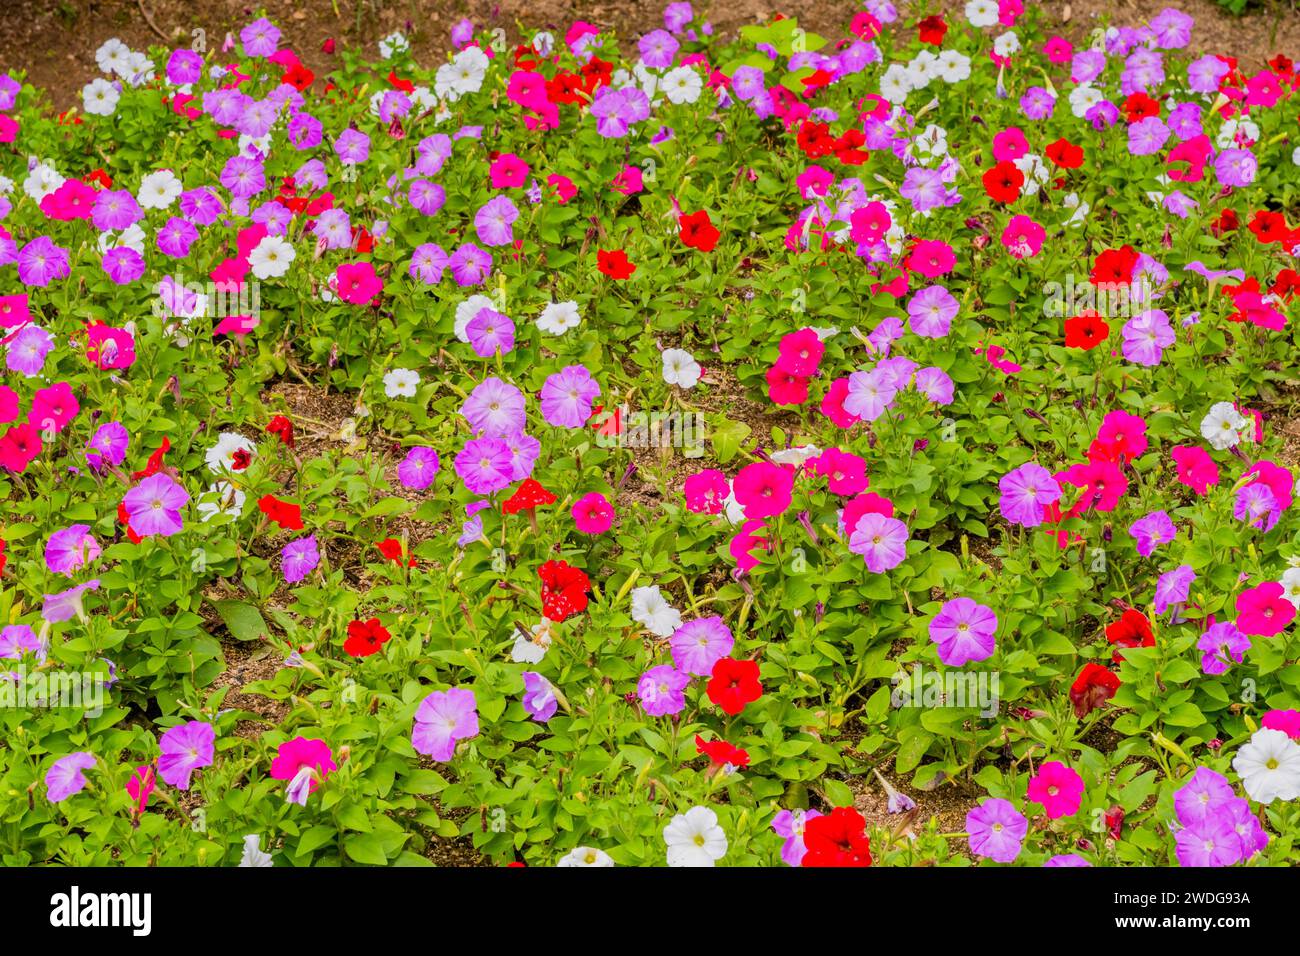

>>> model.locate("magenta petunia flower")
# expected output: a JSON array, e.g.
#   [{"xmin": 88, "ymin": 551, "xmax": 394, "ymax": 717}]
[
  {"xmin": 572, "ymin": 491, "xmax": 614, "ymax": 534},
  {"xmin": 539, "ymin": 365, "xmax": 600, "ymax": 429},
  {"xmin": 44, "ymin": 524, "xmax": 101, "ymax": 576},
  {"xmin": 157, "ymin": 720, "xmax": 215, "ymax": 789},
  {"xmin": 0, "ymin": 624, "xmax": 44, "ymax": 661},
  {"xmin": 732, "ymin": 461, "xmax": 794, "ymax": 519},
  {"xmin": 46, "ymin": 752, "xmax": 96, "ymax": 803},
  {"xmin": 1235, "ymin": 582, "xmax": 1295, "ymax": 636},
  {"xmin": 156, "ymin": 217, "xmax": 199, "ymax": 258},
  {"xmin": 637, "ymin": 664, "xmax": 690, "ymax": 716},
  {"xmin": 397, "ymin": 446, "xmax": 440, "ymax": 491},
  {"xmin": 670, "ymin": 616, "xmax": 734, "ymax": 677},
  {"xmin": 281, "ymin": 535, "xmax": 321, "ymax": 583},
  {"xmin": 269, "ymin": 736, "xmax": 336, "ymax": 805},
  {"xmin": 966, "ymin": 798, "xmax": 1027, "ymax": 863},
  {"xmin": 220, "ymin": 154, "xmax": 266, "ymax": 199},
  {"xmin": 91, "ymin": 189, "xmax": 144, "ymax": 232},
  {"xmin": 1026, "ymin": 761, "xmax": 1084, "ymax": 819},
  {"xmin": 412, "ymin": 687, "xmax": 479, "ymax": 760},
  {"xmin": 122, "ymin": 473, "xmax": 190, "ymax": 537},
  {"xmin": 928, "ymin": 597, "xmax": 997, "ymax": 666}
]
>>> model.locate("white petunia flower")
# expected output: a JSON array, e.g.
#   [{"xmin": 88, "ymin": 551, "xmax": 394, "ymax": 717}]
[
  {"xmin": 383, "ymin": 368, "xmax": 420, "ymax": 399},
  {"xmin": 248, "ymin": 236, "xmax": 295, "ymax": 279},
  {"xmin": 630, "ymin": 585, "xmax": 683, "ymax": 638},
  {"xmin": 137, "ymin": 169, "xmax": 183, "ymax": 210},
  {"xmin": 197, "ymin": 481, "xmax": 247, "ymax": 521},
  {"xmin": 511, "ymin": 621, "xmax": 553, "ymax": 664},
  {"xmin": 95, "ymin": 38, "xmax": 132, "ymax": 76},
  {"xmin": 557, "ymin": 846, "xmax": 614, "ymax": 867},
  {"xmin": 662, "ymin": 66, "xmax": 702, "ymax": 105},
  {"xmin": 879, "ymin": 64, "xmax": 914, "ymax": 104},
  {"xmin": 1278, "ymin": 567, "xmax": 1300, "ymax": 607},
  {"xmin": 664, "ymin": 806, "xmax": 728, "ymax": 867},
  {"xmin": 379, "ymin": 31, "xmax": 410, "ymax": 59},
  {"xmin": 537, "ymin": 300, "xmax": 582, "ymax": 335},
  {"xmin": 662, "ymin": 348, "xmax": 702, "ymax": 388},
  {"xmin": 964, "ymin": 0, "xmax": 999, "ymax": 28},
  {"xmin": 82, "ymin": 78, "xmax": 120, "ymax": 116},
  {"xmin": 1232, "ymin": 728, "xmax": 1300, "ymax": 805},
  {"xmin": 1200, "ymin": 401, "xmax": 1248, "ymax": 450},
  {"xmin": 238, "ymin": 834, "xmax": 274, "ymax": 867},
  {"xmin": 23, "ymin": 162, "xmax": 65, "ymax": 202},
  {"xmin": 935, "ymin": 50, "xmax": 971, "ymax": 83}
]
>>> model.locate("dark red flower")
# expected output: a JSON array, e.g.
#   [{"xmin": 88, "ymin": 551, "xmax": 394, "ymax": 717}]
[
  {"xmin": 1069, "ymin": 662, "xmax": 1120, "ymax": 718},
  {"xmin": 802, "ymin": 806, "xmax": 873, "ymax": 867},
  {"xmin": 917, "ymin": 15, "xmax": 948, "ymax": 45},
  {"xmin": 266, "ymin": 415, "xmax": 295, "ymax": 448},
  {"xmin": 706, "ymin": 656, "xmax": 762, "ymax": 715}
]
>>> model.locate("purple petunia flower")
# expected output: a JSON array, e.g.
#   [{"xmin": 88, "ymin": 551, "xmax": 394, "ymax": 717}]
[
  {"xmin": 1214, "ymin": 148, "xmax": 1257, "ymax": 188},
  {"xmin": 281, "ymin": 535, "xmax": 320, "ymax": 583},
  {"xmin": 639, "ymin": 29, "xmax": 679, "ymax": 69},
  {"xmin": 966, "ymin": 798, "xmax": 1027, "ymax": 863},
  {"xmin": 1121, "ymin": 309, "xmax": 1175, "ymax": 366},
  {"xmin": 408, "ymin": 179, "xmax": 446, "ymax": 217},
  {"xmin": 409, "ymin": 242, "xmax": 449, "ymax": 284},
  {"xmin": 240, "ymin": 17, "xmax": 281, "ymax": 58},
  {"xmin": 461, "ymin": 377, "xmax": 526, "ymax": 438},
  {"xmin": 928, "ymin": 597, "xmax": 998, "ymax": 666},
  {"xmin": 848, "ymin": 512, "xmax": 909, "ymax": 573},
  {"xmin": 454, "ymin": 435, "xmax": 514, "ymax": 495},
  {"xmin": 0, "ymin": 624, "xmax": 45, "ymax": 661},
  {"xmin": 1128, "ymin": 510, "xmax": 1176, "ymax": 557},
  {"xmin": 1197, "ymin": 621, "xmax": 1250, "ymax": 676},
  {"xmin": 17, "ymin": 236, "xmax": 71, "ymax": 287},
  {"xmin": 92, "ymin": 189, "xmax": 144, "ymax": 232},
  {"xmin": 771, "ymin": 808, "xmax": 822, "ymax": 866},
  {"xmin": 1153, "ymin": 565, "xmax": 1195, "ymax": 616},
  {"xmin": 102, "ymin": 247, "xmax": 145, "ymax": 285},
  {"xmin": 539, "ymin": 365, "xmax": 601, "ymax": 429},
  {"xmin": 334, "ymin": 128, "xmax": 371, "ymax": 164},
  {"xmin": 448, "ymin": 242, "xmax": 492, "ymax": 287},
  {"xmin": 998, "ymin": 463, "xmax": 1061, "ymax": 527},
  {"xmin": 46, "ymin": 752, "xmax": 96, "ymax": 803},
  {"xmin": 42, "ymin": 579, "xmax": 101, "ymax": 624},
  {"xmin": 637, "ymin": 664, "xmax": 690, "ymax": 717},
  {"xmin": 669, "ymin": 616, "xmax": 734, "ymax": 676},
  {"xmin": 412, "ymin": 687, "xmax": 479, "ymax": 760},
  {"xmin": 157, "ymin": 720, "xmax": 215, "ymax": 789},
  {"xmin": 45, "ymin": 524, "xmax": 101, "ymax": 576},
  {"xmin": 503, "ymin": 429, "xmax": 540, "ymax": 480},
  {"xmin": 907, "ymin": 284, "xmax": 958, "ymax": 338},
  {"xmin": 122, "ymin": 473, "xmax": 189, "ymax": 537},
  {"xmin": 521, "ymin": 671, "xmax": 558, "ymax": 722},
  {"xmin": 1043, "ymin": 854, "xmax": 1092, "ymax": 867},
  {"xmin": 914, "ymin": 366, "xmax": 954, "ymax": 405},
  {"xmin": 473, "ymin": 195, "xmax": 519, "ymax": 247},
  {"xmin": 590, "ymin": 87, "xmax": 650, "ymax": 138},
  {"xmin": 220, "ymin": 155, "xmax": 266, "ymax": 199},
  {"xmin": 397, "ymin": 446, "xmax": 440, "ymax": 491},
  {"xmin": 466, "ymin": 308, "xmax": 515, "ymax": 357},
  {"xmin": 7, "ymin": 324, "xmax": 55, "ymax": 376}
]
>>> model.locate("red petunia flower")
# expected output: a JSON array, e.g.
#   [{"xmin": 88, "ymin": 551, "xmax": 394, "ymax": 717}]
[
  {"xmin": 1122, "ymin": 91, "xmax": 1160, "ymax": 123},
  {"xmin": 539, "ymin": 559, "xmax": 590, "ymax": 622},
  {"xmin": 1090, "ymin": 245, "xmax": 1139, "ymax": 288},
  {"xmin": 1045, "ymin": 137, "xmax": 1084, "ymax": 169},
  {"xmin": 1069, "ymin": 662, "xmax": 1120, "ymax": 718},
  {"xmin": 377, "ymin": 537, "xmax": 417, "ymax": 568},
  {"xmin": 1106, "ymin": 609, "xmax": 1154, "ymax": 663},
  {"xmin": 679, "ymin": 210, "xmax": 720, "ymax": 252},
  {"xmin": 695, "ymin": 734, "xmax": 751, "ymax": 772},
  {"xmin": 597, "ymin": 248, "xmax": 636, "ymax": 280},
  {"xmin": 344, "ymin": 617, "xmax": 391, "ymax": 657},
  {"xmin": 802, "ymin": 806, "xmax": 873, "ymax": 867},
  {"xmin": 131, "ymin": 437, "xmax": 171, "ymax": 480},
  {"xmin": 917, "ymin": 15, "xmax": 947, "ymax": 45},
  {"xmin": 1064, "ymin": 310, "xmax": 1110, "ymax": 349},
  {"xmin": 982, "ymin": 161, "xmax": 1024, "ymax": 204},
  {"xmin": 706, "ymin": 656, "xmax": 762, "ymax": 715},
  {"xmin": 1247, "ymin": 210, "xmax": 1289, "ymax": 244},
  {"xmin": 258, "ymin": 494, "xmax": 304, "ymax": 531},
  {"xmin": 266, "ymin": 415, "xmax": 296, "ymax": 448}
]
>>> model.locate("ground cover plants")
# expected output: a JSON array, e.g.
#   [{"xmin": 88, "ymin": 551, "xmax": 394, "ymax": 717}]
[{"xmin": 1, "ymin": 0, "xmax": 1300, "ymax": 868}]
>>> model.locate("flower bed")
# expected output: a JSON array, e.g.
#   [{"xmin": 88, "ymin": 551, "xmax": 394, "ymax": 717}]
[{"xmin": 1, "ymin": 1, "xmax": 1299, "ymax": 867}]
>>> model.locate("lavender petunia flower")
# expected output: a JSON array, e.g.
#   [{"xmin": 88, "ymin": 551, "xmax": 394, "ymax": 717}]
[
  {"xmin": 521, "ymin": 672, "xmax": 558, "ymax": 722},
  {"xmin": 966, "ymin": 798, "xmax": 1027, "ymax": 863},
  {"xmin": 539, "ymin": 366, "xmax": 600, "ymax": 428},
  {"xmin": 281, "ymin": 535, "xmax": 320, "ymax": 583},
  {"xmin": 157, "ymin": 720, "xmax": 215, "ymax": 789},
  {"xmin": 412, "ymin": 687, "xmax": 479, "ymax": 760},
  {"xmin": 46, "ymin": 752, "xmax": 96, "ymax": 803}
]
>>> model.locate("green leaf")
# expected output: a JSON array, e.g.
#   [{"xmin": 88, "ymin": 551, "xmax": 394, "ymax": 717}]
[{"xmin": 211, "ymin": 599, "xmax": 269, "ymax": 642}]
